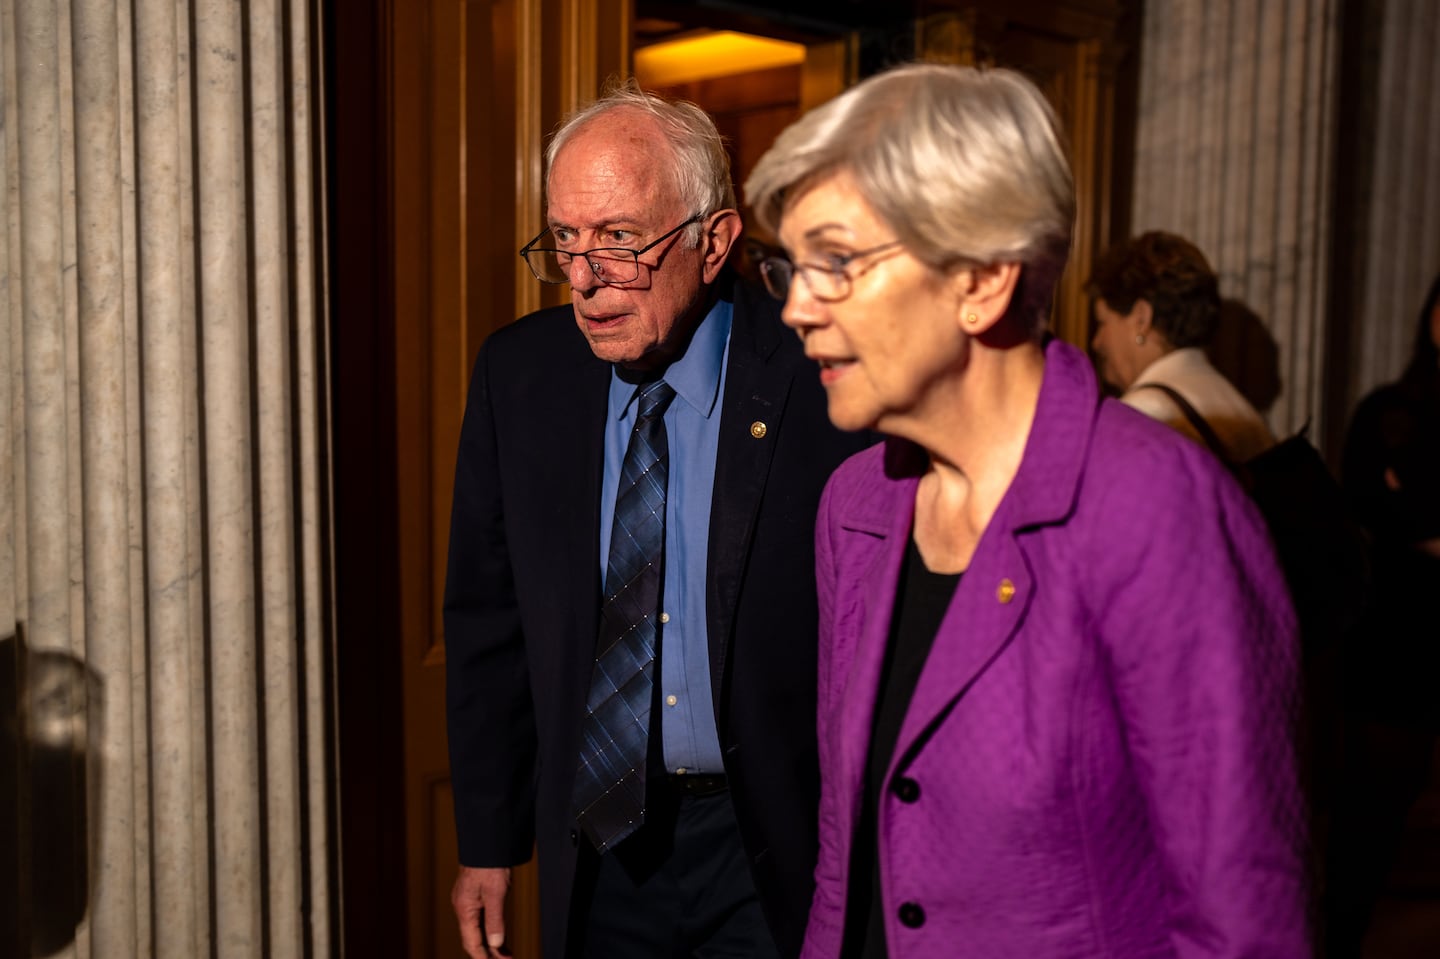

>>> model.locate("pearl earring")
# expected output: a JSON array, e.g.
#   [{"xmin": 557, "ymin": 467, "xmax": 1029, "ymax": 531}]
[{"xmin": 1136, "ymin": 334, "xmax": 1146, "ymax": 345}]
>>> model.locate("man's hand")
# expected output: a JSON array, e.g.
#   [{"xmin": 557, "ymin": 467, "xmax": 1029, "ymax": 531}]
[{"xmin": 452, "ymin": 865, "xmax": 512, "ymax": 957}]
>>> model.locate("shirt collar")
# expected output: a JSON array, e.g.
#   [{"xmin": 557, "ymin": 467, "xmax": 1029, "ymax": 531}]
[
  {"xmin": 608, "ymin": 297, "xmax": 733, "ymax": 419},
  {"xmin": 1134, "ymin": 346, "xmax": 1207, "ymax": 384}
]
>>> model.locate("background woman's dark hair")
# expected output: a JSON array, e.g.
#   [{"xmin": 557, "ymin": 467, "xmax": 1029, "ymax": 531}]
[
  {"xmin": 1085, "ymin": 231, "xmax": 1220, "ymax": 349},
  {"xmin": 1401, "ymin": 271, "xmax": 1440, "ymax": 388}
]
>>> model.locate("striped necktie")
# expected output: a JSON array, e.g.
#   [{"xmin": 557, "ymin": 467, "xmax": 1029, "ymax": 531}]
[{"xmin": 572, "ymin": 379, "xmax": 676, "ymax": 852}]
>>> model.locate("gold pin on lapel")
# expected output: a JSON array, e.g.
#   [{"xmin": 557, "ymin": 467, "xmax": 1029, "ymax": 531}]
[
  {"xmin": 996, "ymin": 578, "xmax": 1016, "ymax": 604},
  {"xmin": 750, "ymin": 421, "xmax": 768, "ymax": 439}
]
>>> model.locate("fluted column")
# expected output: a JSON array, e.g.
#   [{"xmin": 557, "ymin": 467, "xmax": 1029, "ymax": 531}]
[
  {"xmin": 1350, "ymin": 0, "xmax": 1440, "ymax": 394},
  {"xmin": 0, "ymin": 1, "xmax": 333, "ymax": 957},
  {"xmin": 1132, "ymin": 0, "xmax": 1341, "ymax": 438}
]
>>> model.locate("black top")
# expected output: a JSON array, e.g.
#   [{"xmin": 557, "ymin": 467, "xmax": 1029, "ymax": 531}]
[
  {"xmin": 841, "ymin": 538, "xmax": 961, "ymax": 959},
  {"xmin": 1340, "ymin": 373, "xmax": 1440, "ymax": 726}
]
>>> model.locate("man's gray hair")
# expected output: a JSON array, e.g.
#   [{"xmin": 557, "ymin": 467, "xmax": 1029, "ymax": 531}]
[{"xmin": 547, "ymin": 78, "xmax": 735, "ymax": 246}]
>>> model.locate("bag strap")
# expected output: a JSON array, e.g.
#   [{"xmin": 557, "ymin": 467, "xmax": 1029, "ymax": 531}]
[{"xmin": 1134, "ymin": 382, "xmax": 1230, "ymax": 463}]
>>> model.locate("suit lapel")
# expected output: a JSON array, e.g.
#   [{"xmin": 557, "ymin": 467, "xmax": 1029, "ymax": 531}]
[
  {"xmin": 537, "ymin": 320, "xmax": 611, "ymax": 673},
  {"xmin": 705, "ymin": 281, "xmax": 793, "ymax": 706}
]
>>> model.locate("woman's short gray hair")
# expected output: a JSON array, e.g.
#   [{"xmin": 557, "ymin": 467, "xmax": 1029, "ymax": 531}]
[
  {"xmin": 744, "ymin": 63, "xmax": 1075, "ymax": 329},
  {"xmin": 547, "ymin": 78, "xmax": 734, "ymax": 247}
]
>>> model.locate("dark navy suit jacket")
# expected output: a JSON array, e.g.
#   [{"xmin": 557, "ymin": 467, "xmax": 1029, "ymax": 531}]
[{"xmin": 443, "ymin": 274, "xmax": 872, "ymax": 958}]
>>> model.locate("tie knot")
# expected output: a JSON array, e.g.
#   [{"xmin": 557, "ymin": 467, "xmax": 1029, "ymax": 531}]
[{"xmin": 635, "ymin": 380, "xmax": 676, "ymax": 422}]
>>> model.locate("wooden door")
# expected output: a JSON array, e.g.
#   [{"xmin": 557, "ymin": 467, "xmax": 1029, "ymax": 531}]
[
  {"xmin": 632, "ymin": 1, "xmax": 1136, "ymax": 345},
  {"xmin": 355, "ymin": 4, "xmax": 1135, "ymax": 958},
  {"xmin": 912, "ymin": 4, "xmax": 1137, "ymax": 348},
  {"xmin": 389, "ymin": 1, "xmax": 628, "ymax": 956}
]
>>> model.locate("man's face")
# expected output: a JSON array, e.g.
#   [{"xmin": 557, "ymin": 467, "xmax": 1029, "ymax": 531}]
[{"xmin": 546, "ymin": 109, "xmax": 731, "ymax": 372}]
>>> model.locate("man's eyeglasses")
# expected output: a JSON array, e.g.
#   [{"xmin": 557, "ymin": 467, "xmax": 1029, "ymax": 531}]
[
  {"xmin": 519, "ymin": 216, "xmax": 703, "ymax": 285},
  {"xmin": 757, "ymin": 240, "xmax": 906, "ymax": 303}
]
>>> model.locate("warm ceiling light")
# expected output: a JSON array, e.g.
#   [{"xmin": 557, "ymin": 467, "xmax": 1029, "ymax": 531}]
[{"xmin": 635, "ymin": 30, "xmax": 806, "ymax": 87}]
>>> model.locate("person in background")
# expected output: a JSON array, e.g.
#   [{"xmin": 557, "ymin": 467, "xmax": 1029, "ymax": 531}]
[
  {"xmin": 744, "ymin": 62, "xmax": 1311, "ymax": 958},
  {"xmin": 1326, "ymin": 272, "xmax": 1440, "ymax": 957},
  {"xmin": 444, "ymin": 81, "xmax": 869, "ymax": 959},
  {"xmin": 1087, "ymin": 231, "xmax": 1275, "ymax": 463},
  {"xmin": 1343, "ymin": 273, "xmax": 1440, "ymax": 550}
]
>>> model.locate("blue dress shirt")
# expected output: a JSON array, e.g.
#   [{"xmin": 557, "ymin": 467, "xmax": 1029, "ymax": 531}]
[{"xmin": 599, "ymin": 298, "xmax": 732, "ymax": 775}]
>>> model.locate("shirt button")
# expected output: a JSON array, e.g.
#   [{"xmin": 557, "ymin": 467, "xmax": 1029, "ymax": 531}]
[
  {"xmin": 898, "ymin": 902, "xmax": 926, "ymax": 928},
  {"xmin": 660, "ymin": 611, "xmax": 670, "ymax": 624},
  {"xmin": 996, "ymin": 578, "xmax": 1016, "ymax": 604},
  {"xmin": 891, "ymin": 776, "xmax": 920, "ymax": 803},
  {"xmin": 666, "ymin": 694, "xmax": 678, "ymax": 707}
]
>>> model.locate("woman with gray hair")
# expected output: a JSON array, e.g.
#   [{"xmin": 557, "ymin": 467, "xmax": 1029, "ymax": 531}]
[{"xmin": 745, "ymin": 63, "xmax": 1309, "ymax": 958}]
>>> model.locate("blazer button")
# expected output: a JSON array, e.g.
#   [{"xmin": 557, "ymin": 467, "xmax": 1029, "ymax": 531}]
[
  {"xmin": 569, "ymin": 828, "xmax": 579, "ymax": 847},
  {"xmin": 891, "ymin": 776, "xmax": 920, "ymax": 803},
  {"xmin": 898, "ymin": 902, "xmax": 926, "ymax": 928}
]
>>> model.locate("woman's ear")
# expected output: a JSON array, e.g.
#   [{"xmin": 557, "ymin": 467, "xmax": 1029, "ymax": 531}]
[
  {"xmin": 954, "ymin": 261, "xmax": 1023, "ymax": 334},
  {"xmin": 1128, "ymin": 298, "xmax": 1154, "ymax": 336},
  {"xmin": 701, "ymin": 210, "xmax": 742, "ymax": 282}
]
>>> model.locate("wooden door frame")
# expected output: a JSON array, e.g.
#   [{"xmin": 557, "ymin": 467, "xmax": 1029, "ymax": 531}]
[
  {"xmin": 326, "ymin": 1, "xmax": 634, "ymax": 955},
  {"xmin": 326, "ymin": 0, "xmax": 410, "ymax": 955},
  {"xmin": 322, "ymin": 3, "xmax": 1138, "ymax": 956}
]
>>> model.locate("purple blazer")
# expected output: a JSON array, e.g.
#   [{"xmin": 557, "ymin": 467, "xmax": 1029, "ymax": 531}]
[{"xmin": 804, "ymin": 340, "xmax": 1311, "ymax": 958}]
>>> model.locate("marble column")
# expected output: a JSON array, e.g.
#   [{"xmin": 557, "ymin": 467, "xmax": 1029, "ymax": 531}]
[
  {"xmin": 0, "ymin": 1, "xmax": 333, "ymax": 957},
  {"xmin": 1348, "ymin": 0, "xmax": 1440, "ymax": 397},
  {"xmin": 1131, "ymin": 0, "xmax": 1341, "ymax": 438}
]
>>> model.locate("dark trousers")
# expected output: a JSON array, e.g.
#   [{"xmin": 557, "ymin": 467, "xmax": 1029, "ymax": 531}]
[{"xmin": 569, "ymin": 785, "xmax": 781, "ymax": 959}]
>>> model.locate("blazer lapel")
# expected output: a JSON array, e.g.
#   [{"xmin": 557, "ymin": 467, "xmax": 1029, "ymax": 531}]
[
  {"xmin": 888, "ymin": 340, "xmax": 1099, "ymax": 771},
  {"xmin": 832, "ymin": 475, "xmax": 914, "ymax": 787},
  {"xmin": 891, "ymin": 531, "xmax": 1035, "ymax": 772}
]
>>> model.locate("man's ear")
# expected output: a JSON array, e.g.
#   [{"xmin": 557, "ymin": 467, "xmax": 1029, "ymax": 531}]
[
  {"xmin": 701, "ymin": 210, "xmax": 742, "ymax": 282},
  {"xmin": 952, "ymin": 260, "xmax": 1023, "ymax": 334}
]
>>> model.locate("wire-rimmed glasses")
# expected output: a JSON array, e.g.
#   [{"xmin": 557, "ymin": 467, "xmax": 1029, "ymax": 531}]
[
  {"xmin": 757, "ymin": 240, "xmax": 906, "ymax": 302},
  {"xmin": 519, "ymin": 216, "xmax": 703, "ymax": 285}
]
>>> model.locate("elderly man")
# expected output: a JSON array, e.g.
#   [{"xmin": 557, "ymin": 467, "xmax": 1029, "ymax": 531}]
[{"xmin": 443, "ymin": 82, "xmax": 869, "ymax": 959}]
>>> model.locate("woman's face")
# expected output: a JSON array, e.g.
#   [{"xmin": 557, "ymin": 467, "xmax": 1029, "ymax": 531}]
[
  {"xmin": 1090, "ymin": 297, "xmax": 1147, "ymax": 391},
  {"xmin": 776, "ymin": 171, "xmax": 967, "ymax": 434}
]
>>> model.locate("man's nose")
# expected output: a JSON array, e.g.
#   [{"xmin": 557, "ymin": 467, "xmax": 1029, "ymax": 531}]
[{"xmin": 568, "ymin": 256, "xmax": 600, "ymax": 292}]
